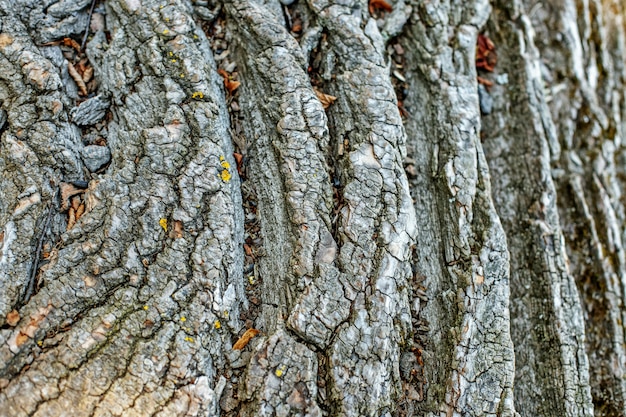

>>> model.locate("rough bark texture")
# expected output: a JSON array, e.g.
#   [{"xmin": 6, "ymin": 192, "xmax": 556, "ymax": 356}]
[{"xmin": 0, "ymin": 0, "xmax": 625, "ymax": 416}]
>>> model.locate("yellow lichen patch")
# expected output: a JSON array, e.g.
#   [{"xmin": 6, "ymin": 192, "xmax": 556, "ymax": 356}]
[
  {"xmin": 220, "ymin": 160, "xmax": 231, "ymax": 169},
  {"xmin": 163, "ymin": 29, "xmax": 170, "ymax": 35},
  {"xmin": 275, "ymin": 364, "xmax": 287, "ymax": 378},
  {"xmin": 221, "ymin": 169, "xmax": 231, "ymax": 182},
  {"xmin": 159, "ymin": 218, "xmax": 168, "ymax": 232},
  {"xmin": 180, "ymin": 316, "xmax": 186, "ymax": 322},
  {"xmin": 248, "ymin": 275, "xmax": 255, "ymax": 285},
  {"xmin": 214, "ymin": 320, "xmax": 221, "ymax": 329},
  {"xmin": 191, "ymin": 91, "xmax": 204, "ymax": 99},
  {"xmin": 143, "ymin": 305, "xmax": 149, "ymax": 311},
  {"xmin": 171, "ymin": 59, "xmax": 177, "ymax": 63},
  {"xmin": 179, "ymin": 73, "xmax": 185, "ymax": 78},
  {"xmin": 223, "ymin": 310, "xmax": 229, "ymax": 318},
  {"xmin": 37, "ymin": 340, "xmax": 43, "ymax": 347},
  {"xmin": 184, "ymin": 336, "xmax": 194, "ymax": 343}
]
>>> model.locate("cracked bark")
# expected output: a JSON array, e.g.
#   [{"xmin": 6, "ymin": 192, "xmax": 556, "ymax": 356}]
[{"xmin": 1, "ymin": 0, "xmax": 625, "ymax": 416}]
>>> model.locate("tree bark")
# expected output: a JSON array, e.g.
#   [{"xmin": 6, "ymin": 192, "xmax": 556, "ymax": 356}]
[{"xmin": 0, "ymin": 0, "xmax": 625, "ymax": 416}]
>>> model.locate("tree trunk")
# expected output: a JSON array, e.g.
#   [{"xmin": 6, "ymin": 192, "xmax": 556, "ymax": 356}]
[{"xmin": 0, "ymin": 0, "xmax": 624, "ymax": 415}]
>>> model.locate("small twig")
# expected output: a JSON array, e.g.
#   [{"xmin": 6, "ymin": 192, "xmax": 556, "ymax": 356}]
[
  {"xmin": 23, "ymin": 189, "xmax": 58, "ymax": 304},
  {"xmin": 81, "ymin": 0, "xmax": 97, "ymax": 52}
]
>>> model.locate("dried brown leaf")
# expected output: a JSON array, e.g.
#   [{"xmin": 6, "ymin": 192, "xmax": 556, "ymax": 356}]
[
  {"xmin": 173, "ymin": 220, "xmax": 183, "ymax": 239},
  {"xmin": 233, "ymin": 328, "xmax": 260, "ymax": 350},
  {"xmin": 369, "ymin": 0, "xmax": 393, "ymax": 14},
  {"xmin": 68, "ymin": 61, "xmax": 88, "ymax": 95},
  {"xmin": 62, "ymin": 38, "xmax": 81, "ymax": 52},
  {"xmin": 82, "ymin": 66, "xmax": 93, "ymax": 83},
  {"xmin": 476, "ymin": 34, "xmax": 497, "ymax": 72},
  {"xmin": 67, "ymin": 207, "xmax": 76, "ymax": 230},
  {"xmin": 6, "ymin": 310, "xmax": 19, "ymax": 327},
  {"xmin": 225, "ymin": 79, "xmax": 240, "ymax": 94},
  {"xmin": 218, "ymin": 69, "xmax": 240, "ymax": 94},
  {"xmin": 71, "ymin": 195, "xmax": 81, "ymax": 211},
  {"xmin": 60, "ymin": 182, "xmax": 85, "ymax": 211},
  {"xmin": 233, "ymin": 152, "xmax": 244, "ymax": 175},
  {"xmin": 15, "ymin": 332, "xmax": 29, "ymax": 347},
  {"xmin": 75, "ymin": 203, "xmax": 85, "ymax": 220},
  {"xmin": 314, "ymin": 88, "xmax": 337, "ymax": 109}
]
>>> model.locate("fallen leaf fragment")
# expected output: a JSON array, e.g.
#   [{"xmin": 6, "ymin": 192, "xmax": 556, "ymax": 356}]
[
  {"xmin": 68, "ymin": 61, "xmax": 88, "ymax": 96},
  {"xmin": 233, "ymin": 328, "xmax": 260, "ymax": 350},
  {"xmin": 314, "ymin": 88, "xmax": 337, "ymax": 109},
  {"xmin": 369, "ymin": 0, "xmax": 393, "ymax": 14},
  {"xmin": 82, "ymin": 66, "xmax": 93, "ymax": 83},
  {"xmin": 62, "ymin": 38, "xmax": 81, "ymax": 52},
  {"xmin": 6, "ymin": 310, "xmax": 19, "ymax": 327},
  {"xmin": 217, "ymin": 69, "xmax": 240, "ymax": 94},
  {"xmin": 173, "ymin": 220, "xmax": 183, "ymax": 239},
  {"xmin": 60, "ymin": 182, "xmax": 86, "ymax": 211},
  {"xmin": 67, "ymin": 207, "xmax": 77, "ymax": 230},
  {"xmin": 75, "ymin": 203, "xmax": 85, "ymax": 220},
  {"xmin": 476, "ymin": 34, "xmax": 497, "ymax": 72},
  {"xmin": 15, "ymin": 332, "xmax": 29, "ymax": 347},
  {"xmin": 233, "ymin": 152, "xmax": 244, "ymax": 175},
  {"xmin": 0, "ymin": 33, "xmax": 13, "ymax": 48}
]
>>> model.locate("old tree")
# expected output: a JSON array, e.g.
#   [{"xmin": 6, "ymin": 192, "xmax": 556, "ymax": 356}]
[{"xmin": 1, "ymin": 0, "xmax": 626, "ymax": 415}]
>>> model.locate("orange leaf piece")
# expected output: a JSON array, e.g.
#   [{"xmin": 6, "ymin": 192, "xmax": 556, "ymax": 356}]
[
  {"xmin": 233, "ymin": 328, "xmax": 260, "ymax": 350},
  {"xmin": 67, "ymin": 207, "xmax": 76, "ymax": 230},
  {"xmin": 60, "ymin": 182, "xmax": 85, "ymax": 211},
  {"xmin": 173, "ymin": 220, "xmax": 183, "ymax": 239},
  {"xmin": 476, "ymin": 34, "xmax": 497, "ymax": 72},
  {"xmin": 218, "ymin": 69, "xmax": 241, "ymax": 94},
  {"xmin": 233, "ymin": 152, "xmax": 244, "ymax": 175},
  {"xmin": 68, "ymin": 61, "xmax": 88, "ymax": 96},
  {"xmin": 82, "ymin": 66, "xmax": 94, "ymax": 83},
  {"xmin": 6, "ymin": 310, "xmax": 19, "ymax": 327},
  {"xmin": 15, "ymin": 332, "xmax": 29, "ymax": 347},
  {"xmin": 369, "ymin": 0, "xmax": 393, "ymax": 14},
  {"xmin": 62, "ymin": 38, "xmax": 81, "ymax": 52},
  {"xmin": 314, "ymin": 88, "xmax": 337, "ymax": 109}
]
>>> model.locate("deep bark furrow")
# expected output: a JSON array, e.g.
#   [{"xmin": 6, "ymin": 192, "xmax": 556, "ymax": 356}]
[
  {"xmin": 521, "ymin": 0, "xmax": 626, "ymax": 414},
  {"xmin": 482, "ymin": 1, "xmax": 594, "ymax": 416},
  {"xmin": 400, "ymin": 1, "xmax": 517, "ymax": 416}
]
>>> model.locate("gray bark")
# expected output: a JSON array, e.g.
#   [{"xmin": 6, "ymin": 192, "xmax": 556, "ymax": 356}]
[{"xmin": 0, "ymin": 0, "xmax": 624, "ymax": 416}]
